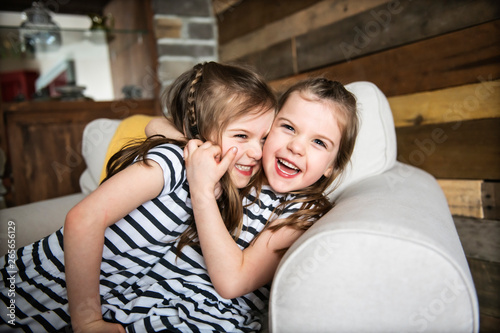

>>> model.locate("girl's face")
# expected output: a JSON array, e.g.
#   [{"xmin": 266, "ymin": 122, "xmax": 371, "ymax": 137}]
[
  {"xmin": 262, "ymin": 91, "xmax": 342, "ymax": 194},
  {"xmin": 220, "ymin": 109, "xmax": 275, "ymax": 189}
]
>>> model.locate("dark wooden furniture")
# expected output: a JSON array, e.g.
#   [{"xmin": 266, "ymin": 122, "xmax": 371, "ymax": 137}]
[
  {"xmin": 2, "ymin": 99, "xmax": 158, "ymax": 206},
  {"xmin": 0, "ymin": 0, "xmax": 160, "ymax": 207}
]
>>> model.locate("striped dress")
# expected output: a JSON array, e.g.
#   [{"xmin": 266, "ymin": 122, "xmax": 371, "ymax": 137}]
[{"xmin": 0, "ymin": 143, "xmax": 298, "ymax": 333}]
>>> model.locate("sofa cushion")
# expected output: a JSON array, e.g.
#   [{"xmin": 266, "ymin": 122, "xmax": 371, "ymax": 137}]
[
  {"xmin": 326, "ymin": 81, "xmax": 397, "ymax": 200},
  {"xmin": 80, "ymin": 118, "xmax": 121, "ymax": 194},
  {"xmin": 80, "ymin": 115, "xmax": 155, "ymax": 193}
]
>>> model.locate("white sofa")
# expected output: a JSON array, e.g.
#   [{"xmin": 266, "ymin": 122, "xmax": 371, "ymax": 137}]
[{"xmin": 0, "ymin": 82, "xmax": 479, "ymax": 332}]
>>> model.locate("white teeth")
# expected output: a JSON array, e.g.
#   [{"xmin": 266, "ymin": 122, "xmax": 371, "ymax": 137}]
[
  {"xmin": 235, "ymin": 164, "xmax": 251, "ymax": 171},
  {"xmin": 277, "ymin": 159, "xmax": 300, "ymax": 176},
  {"xmin": 278, "ymin": 158, "xmax": 299, "ymax": 170}
]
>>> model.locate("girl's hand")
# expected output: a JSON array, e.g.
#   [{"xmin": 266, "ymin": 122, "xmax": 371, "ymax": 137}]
[
  {"xmin": 74, "ymin": 320, "xmax": 126, "ymax": 333},
  {"xmin": 184, "ymin": 140, "xmax": 237, "ymax": 198}
]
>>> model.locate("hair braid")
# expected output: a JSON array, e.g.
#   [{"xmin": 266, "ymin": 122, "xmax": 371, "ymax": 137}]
[{"xmin": 187, "ymin": 64, "xmax": 204, "ymax": 137}]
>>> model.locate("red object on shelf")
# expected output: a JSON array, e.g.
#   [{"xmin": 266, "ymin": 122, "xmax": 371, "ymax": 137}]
[
  {"xmin": 47, "ymin": 71, "xmax": 68, "ymax": 97},
  {"xmin": 0, "ymin": 70, "xmax": 39, "ymax": 102}
]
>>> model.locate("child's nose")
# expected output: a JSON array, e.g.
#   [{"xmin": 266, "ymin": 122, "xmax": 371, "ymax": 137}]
[
  {"xmin": 288, "ymin": 137, "xmax": 306, "ymax": 155},
  {"xmin": 246, "ymin": 141, "xmax": 263, "ymax": 160}
]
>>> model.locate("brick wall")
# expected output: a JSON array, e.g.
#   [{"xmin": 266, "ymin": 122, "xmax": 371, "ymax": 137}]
[{"xmin": 151, "ymin": 0, "xmax": 218, "ymax": 89}]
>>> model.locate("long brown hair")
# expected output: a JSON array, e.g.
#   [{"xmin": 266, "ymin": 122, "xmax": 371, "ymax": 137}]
[
  {"xmin": 261, "ymin": 78, "xmax": 359, "ymax": 240},
  {"xmin": 103, "ymin": 62, "xmax": 277, "ymax": 252}
]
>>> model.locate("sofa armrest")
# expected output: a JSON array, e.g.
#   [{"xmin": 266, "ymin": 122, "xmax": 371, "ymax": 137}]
[
  {"xmin": 269, "ymin": 162, "xmax": 479, "ymax": 333},
  {"xmin": 0, "ymin": 193, "xmax": 85, "ymax": 256}
]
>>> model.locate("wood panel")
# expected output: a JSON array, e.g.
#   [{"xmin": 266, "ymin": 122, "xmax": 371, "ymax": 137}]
[
  {"xmin": 219, "ymin": 0, "xmax": 389, "ymax": 63},
  {"xmin": 480, "ymin": 314, "xmax": 500, "ymax": 333},
  {"xmin": 454, "ymin": 217, "xmax": 500, "ymax": 262},
  {"xmin": 388, "ymin": 81, "xmax": 500, "ymax": 127},
  {"xmin": 456, "ymin": 218, "xmax": 500, "ymax": 328},
  {"xmin": 436, "ymin": 179, "xmax": 499, "ymax": 219},
  {"xmin": 217, "ymin": 0, "xmax": 323, "ymax": 44},
  {"xmin": 467, "ymin": 258, "xmax": 500, "ymax": 318},
  {"xmin": 295, "ymin": 0, "xmax": 500, "ymax": 73},
  {"xmin": 455, "ymin": 218, "xmax": 500, "ymax": 328},
  {"xmin": 482, "ymin": 182, "xmax": 500, "ymax": 220},
  {"xmin": 440, "ymin": 180, "xmax": 484, "ymax": 219},
  {"xmin": 236, "ymin": 39, "xmax": 296, "ymax": 82},
  {"xmin": 212, "ymin": 0, "xmax": 240, "ymax": 16},
  {"xmin": 269, "ymin": 20, "xmax": 500, "ymax": 96},
  {"xmin": 395, "ymin": 118, "xmax": 500, "ymax": 180},
  {"xmin": 4, "ymin": 99, "xmax": 157, "ymax": 206}
]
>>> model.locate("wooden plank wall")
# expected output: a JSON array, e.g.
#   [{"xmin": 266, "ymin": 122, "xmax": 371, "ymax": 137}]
[{"xmin": 215, "ymin": 0, "xmax": 500, "ymax": 330}]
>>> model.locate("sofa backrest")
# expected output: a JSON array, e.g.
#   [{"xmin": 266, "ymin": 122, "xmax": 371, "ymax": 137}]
[{"xmin": 326, "ymin": 81, "xmax": 397, "ymax": 200}]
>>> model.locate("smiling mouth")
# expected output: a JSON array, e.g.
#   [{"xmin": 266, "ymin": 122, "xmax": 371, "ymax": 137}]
[
  {"xmin": 235, "ymin": 164, "xmax": 251, "ymax": 172},
  {"xmin": 277, "ymin": 158, "xmax": 300, "ymax": 176},
  {"xmin": 235, "ymin": 164, "xmax": 255, "ymax": 177}
]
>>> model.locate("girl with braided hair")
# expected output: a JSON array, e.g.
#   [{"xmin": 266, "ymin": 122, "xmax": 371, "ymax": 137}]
[{"xmin": 0, "ymin": 62, "xmax": 277, "ymax": 332}]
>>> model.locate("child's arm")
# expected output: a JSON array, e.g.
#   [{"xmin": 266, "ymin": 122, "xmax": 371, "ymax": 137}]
[
  {"xmin": 184, "ymin": 141, "xmax": 304, "ymax": 299},
  {"xmin": 64, "ymin": 161, "xmax": 164, "ymax": 332},
  {"xmin": 145, "ymin": 116, "xmax": 184, "ymax": 140}
]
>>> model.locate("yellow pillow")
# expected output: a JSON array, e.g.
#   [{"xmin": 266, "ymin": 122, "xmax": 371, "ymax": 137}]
[{"xmin": 99, "ymin": 114, "xmax": 155, "ymax": 182}]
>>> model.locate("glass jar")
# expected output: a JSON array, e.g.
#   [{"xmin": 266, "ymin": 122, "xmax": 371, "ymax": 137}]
[{"xmin": 19, "ymin": 1, "xmax": 62, "ymax": 53}]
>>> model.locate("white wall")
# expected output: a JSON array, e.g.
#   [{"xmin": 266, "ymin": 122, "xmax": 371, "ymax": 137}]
[{"xmin": 0, "ymin": 11, "xmax": 114, "ymax": 101}]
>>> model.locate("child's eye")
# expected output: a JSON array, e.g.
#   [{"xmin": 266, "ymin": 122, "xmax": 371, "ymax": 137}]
[
  {"xmin": 235, "ymin": 134, "xmax": 248, "ymax": 139},
  {"xmin": 314, "ymin": 139, "xmax": 326, "ymax": 148},
  {"xmin": 282, "ymin": 124, "xmax": 294, "ymax": 132}
]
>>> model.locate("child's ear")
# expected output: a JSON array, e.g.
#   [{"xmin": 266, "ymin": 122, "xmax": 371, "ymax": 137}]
[{"xmin": 323, "ymin": 165, "xmax": 334, "ymax": 178}]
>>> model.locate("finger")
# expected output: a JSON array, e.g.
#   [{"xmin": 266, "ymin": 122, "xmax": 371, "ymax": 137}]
[
  {"xmin": 200, "ymin": 141, "xmax": 216, "ymax": 149},
  {"xmin": 186, "ymin": 139, "xmax": 204, "ymax": 155},
  {"xmin": 188, "ymin": 139, "xmax": 204, "ymax": 147},
  {"xmin": 219, "ymin": 147, "xmax": 238, "ymax": 171},
  {"xmin": 206, "ymin": 143, "xmax": 221, "ymax": 162},
  {"xmin": 184, "ymin": 140, "xmax": 208, "ymax": 161},
  {"xmin": 187, "ymin": 139, "xmax": 201, "ymax": 150}
]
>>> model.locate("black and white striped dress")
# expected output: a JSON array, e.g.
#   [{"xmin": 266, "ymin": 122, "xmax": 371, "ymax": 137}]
[{"xmin": 0, "ymin": 143, "xmax": 298, "ymax": 333}]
